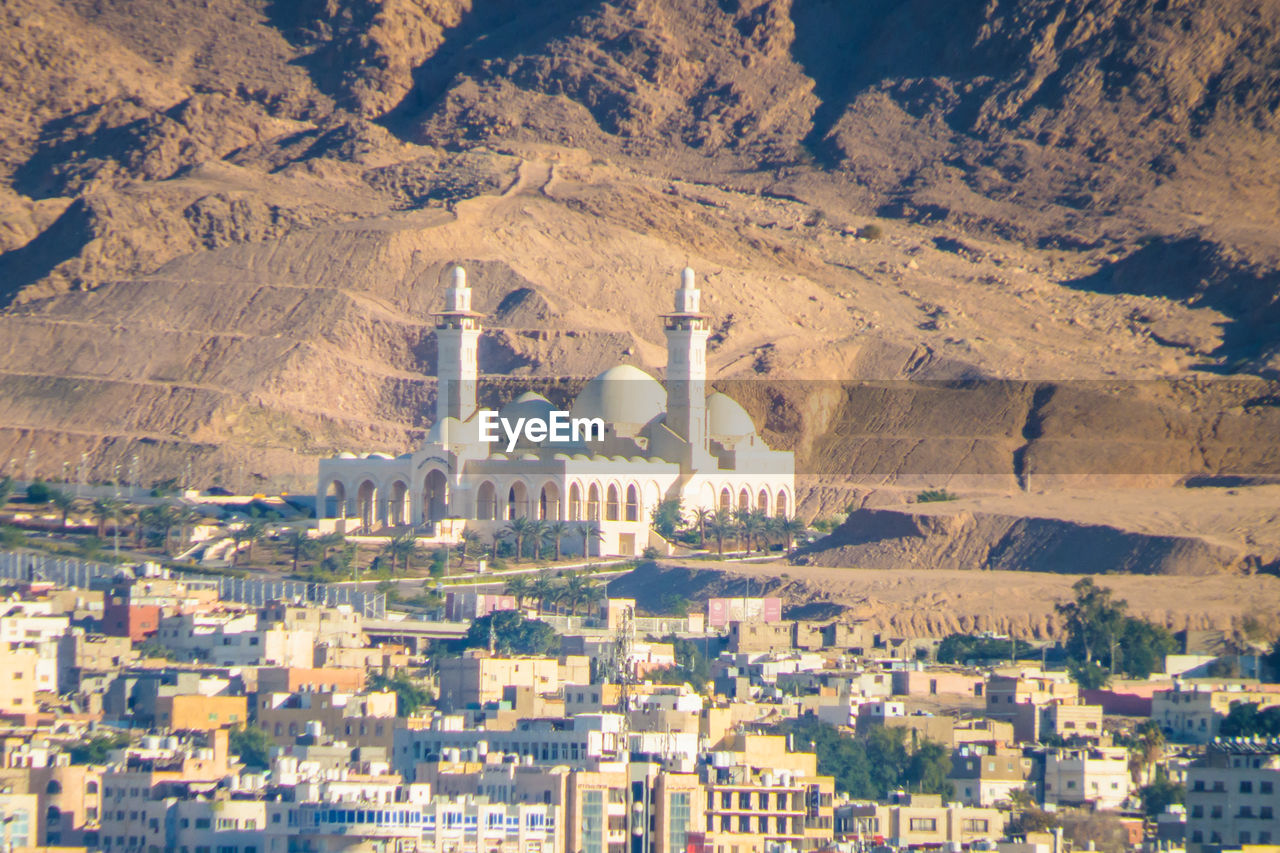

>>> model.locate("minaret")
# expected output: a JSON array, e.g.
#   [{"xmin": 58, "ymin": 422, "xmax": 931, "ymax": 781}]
[
  {"xmin": 431, "ymin": 265, "xmax": 483, "ymax": 424},
  {"xmin": 663, "ymin": 267, "xmax": 711, "ymax": 462}
]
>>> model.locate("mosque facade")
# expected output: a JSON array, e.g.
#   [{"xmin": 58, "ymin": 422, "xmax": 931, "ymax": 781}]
[{"xmin": 315, "ymin": 267, "xmax": 793, "ymax": 557}]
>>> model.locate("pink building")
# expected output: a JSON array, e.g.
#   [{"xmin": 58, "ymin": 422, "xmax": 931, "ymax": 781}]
[{"xmin": 707, "ymin": 596, "xmax": 782, "ymax": 627}]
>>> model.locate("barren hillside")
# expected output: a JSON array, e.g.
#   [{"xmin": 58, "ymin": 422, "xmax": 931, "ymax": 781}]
[{"xmin": 2, "ymin": 0, "xmax": 1279, "ymax": 514}]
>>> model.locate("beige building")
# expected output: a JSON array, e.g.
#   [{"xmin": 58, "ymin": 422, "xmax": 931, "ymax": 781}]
[
  {"xmin": 947, "ymin": 742, "xmax": 1031, "ymax": 807},
  {"xmin": 258, "ymin": 689, "xmax": 398, "ymax": 748},
  {"xmin": 835, "ymin": 794, "xmax": 1005, "ymax": 847},
  {"xmin": 262, "ymin": 601, "xmax": 366, "ymax": 648},
  {"xmin": 0, "ymin": 643, "xmax": 38, "ymax": 714},
  {"xmin": 1186, "ymin": 739, "xmax": 1280, "ymax": 850},
  {"xmin": 1153, "ymin": 682, "xmax": 1280, "ymax": 743},
  {"xmin": 437, "ymin": 652, "xmax": 562, "ymax": 710}
]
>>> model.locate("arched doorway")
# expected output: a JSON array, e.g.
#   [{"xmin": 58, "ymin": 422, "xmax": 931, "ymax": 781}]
[
  {"xmin": 390, "ymin": 480, "xmax": 409, "ymax": 527},
  {"xmin": 357, "ymin": 480, "xmax": 378, "ymax": 531},
  {"xmin": 539, "ymin": 482, "xmax": 561, "ymax": 520},
  {"xmin": 605, "ymin": 484, "xmax": 620, "ymax": 521},
  {"xmin": 423, "ymin": 470, "xmax": 448, "ymax": 523},
  {"xmin": 569, "ymin": 483, "xmax": 582, "ymax": 521},
  {"xmin": 476, "ymin": 481, "xmax": 497, "ymax": 520},
  {"xmin": 325, "ymin": 480, "xmax": 347, "ymax": 519},
  {"xmin": 587, "ymin": 484, "xmax": 601, "ymax": 521},
  {"xmin": 507, "ymin": 481, "xmax": 529, "ymax": 520},
  {"xmin": 625, "ymin": 485, "xmax": 639, "ymax": 522},
  {"xmin": 776, "ymin": 489, "xmax": 788, "ymax": 518}
]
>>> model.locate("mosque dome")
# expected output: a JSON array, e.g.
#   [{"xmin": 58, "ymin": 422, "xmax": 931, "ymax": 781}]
[
  {"xmin": 570, "ymin": 364, "xmax": 667, "ymax": 427},
  {"xmin": 707, "ymin": 392, "xmax": 757, "ymax": 439},
  {"xmin": 500, "ymin": 391, "xmax": 556, "ymax": 425},
  {"xmin": 427, "ymin": 416, "xmax": 472, "ymax": 444}
]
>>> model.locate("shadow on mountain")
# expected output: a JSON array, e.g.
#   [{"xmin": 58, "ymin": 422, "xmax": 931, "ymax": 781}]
[
  {"xmin": 1064, "ymin": 236, "xmax": 1280, "ymax": 372},
  {"xmin": 789, "ymin": 0, "xmax": 990, "ymax": 160},
  {"xmin": 0, "ymin": 200, "xmax": 94, "ymax": 307}
]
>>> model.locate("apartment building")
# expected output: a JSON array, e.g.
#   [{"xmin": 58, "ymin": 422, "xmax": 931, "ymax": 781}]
[
  {"xmin": 0, "ymin": 643, "xmax": 37, "ymax": 714},
  {"xmin": 1185, "ymin": 739, "xmax": 1280, "ymax": 850},
  {"xmin": 261, "ymin": 601, "xmax": 366, "ymax": 649},
  {"xmin": 1042, "ymin": 746, "xmax": 1131, "ymax": 810},
  {"xmin": 156, "ymin": 611, "xmax": 315, "ymax": 667},
  {"xmin": 834, "ymin": 793, "xmax": 1005, "ymax": 847},
  {"xmin": 396, "ymin": 713, "xmax": 628, "ymax": 776},
  {"xmin": 258, "ymin": 688, "xmax": 398, "ymax": 748},
  {"xmin": 947, "ymin": 742, "xmax": 1031, "ymax": 807},
  {"xmin": 1153, "ymin": 682, "xmax": 1280, "ymax": 743},
  {"xmin": 437, "ymin": 652, "xmax": 562, "ymax": 710},
  {"xmin": 986, "ymin": 670, "xmax": 1081, "ymax": 743}
]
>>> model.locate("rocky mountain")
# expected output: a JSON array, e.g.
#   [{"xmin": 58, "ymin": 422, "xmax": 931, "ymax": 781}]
[{"xmin": 2, "ymin": 0, "xmax": 1279, "ymax": 510}]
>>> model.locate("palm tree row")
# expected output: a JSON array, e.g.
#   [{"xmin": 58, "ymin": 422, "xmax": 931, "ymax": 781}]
[
  {"xmin": 699, "ymin": 508, "xmax": 808, "ymax": 556},
  {"xmin": 503, "ymin": 570, "xmax": 606, "ymax": 616},
  {"xmin": 495, "ymin": 518, "xmax": 604, "ymax": 563}
]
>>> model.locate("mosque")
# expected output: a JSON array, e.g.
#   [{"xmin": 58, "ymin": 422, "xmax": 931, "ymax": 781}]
[{"xmin": 315, "ymin": 266, "xmax": 794, "ymax": 557}]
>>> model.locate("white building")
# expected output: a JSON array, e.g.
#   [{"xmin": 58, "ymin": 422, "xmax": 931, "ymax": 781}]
[
  {"xmin": 156, "ymin": 611, "xmax": 314, "ymax": 667},
  {"xmin": 1042, "ymin": 746, "xmax": 1131, "ymax": 810},
  {"xmin": 317, "ymin": 267, "xmax": 795, "ymax": 557},
  {"xmin": 1186, "ymin": 739, "xmax": 1280, "ymax": 849}
]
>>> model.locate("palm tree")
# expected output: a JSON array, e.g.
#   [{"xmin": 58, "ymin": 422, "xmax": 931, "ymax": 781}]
[
  {"xmin": 531, "ymin": 570, "xmax": 558, "ymax": 615},
  {"xmin": 545, "ymin": 521, "xmax": 571, "ymax": 561},
  {"xmin": 384, "ymin": 533, "xmax": 418, "ymax": 574},
  {"xmin": 135, "ymin": 505, "xmax": 162, "ymax": 548},
  {"xmin": 743, "ymin": 510, "xmax": 768, "ymax": 553},
  {"xmin": 457, "ymin": 530, "xmax": 481, "ymax": 570},
  {"xmin": 230, "ymin": 519, "xmax": 267, "ymax": 567},
  {"xmin": 576, "ymin": 521, "xmax": 604, "ymax": 561},
  {"xmin": 707, "ymin": 510, "xmax": 733, "ymax": 557},
  {"xmin": 504, "ymin": 517, "xmax": 534, "ymax": 563},
  {"xmin": 562, "ymin": 572, "xmax": 590, "ymax": 616},
  {"xmin": 690, "ymin": 507, "xmax": 713, "ymax": 548},
  {"xmin": 174, "ymin": 505, "xmax": 205, "ymax": 554},
  {"xmin": 91, "ymin": 498, "xmax": 123, "ymax": 539},
  {"xmin": 779, "ymin": 517, "xmax": 807, "ymax": 554},
  {"xmin": 504, "ymin": 575, "xmax": 531, "ymax": 609},
  {"xmin": 1129, "ymin": 721, "xmax": 1166, "ymax": 785},
  {"xmin": 49, "ymin": 489, "xmax": 76, "ymax": 530},
  {"xmin": 526, "ymin": 519, "xmax": 548, "ymax": 562},
  {"xmin": 0, "ymin": 476, "xmax": 14, "ymax": 506},
  {"xmin": 285, "ymin": 529, "xmax": 315, "ymax": 574}
]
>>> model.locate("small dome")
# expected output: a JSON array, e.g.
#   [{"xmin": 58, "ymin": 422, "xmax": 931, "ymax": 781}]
[
  {"xmin": 570, "ymin": 365, "xmax": 666, "ymax": 427},
  {"xmin": 367, "ymin": 452, "xmax": 394, "ymax": 460},
  {"xmin": 427, "ymin": 416, "xmax": 461, "ymax": 444},
  {"xmin": 337, "ymin": 452, "xmax": 357, "ymax": 459},
  {"xmin": 501, "ymin": 391, "xmax": 556, "ymax": 425},
  {"xmin": 708, "ymin": 392, "xmax": 757, "ymax": 438}
]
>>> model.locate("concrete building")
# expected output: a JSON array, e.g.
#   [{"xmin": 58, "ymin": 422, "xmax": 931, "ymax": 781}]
[
  {"xmin": 1153, "ymin": 682, "xmax": 1280, "ymax": 743},
  {"xmin": 0, "ymin": 643, "xmax": 37, "ymax": 715},
  {"xmin": 1185, "ymin": 739, "xmax": 1280, "ymax": 850},
  {"xmin": 1041, "ymin": 746, "xmax": 1131, "ymax": 810},
  {"xmin": 834, "ymin": 794, "xmax": 1005, "ymax": 848},
  {"xmin": 437, "ymin": 652, "xmax": 562, "ymax": 711},
  {"xmin": 947, "ymin": 742, "xmax": 1031, "ymax": 807}
]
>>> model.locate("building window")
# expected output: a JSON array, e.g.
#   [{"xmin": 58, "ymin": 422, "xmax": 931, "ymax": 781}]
[
  {"xmin": 963, "ymin": 820, "xmax": 989, "ymax": 833},
  {"xmin": 910, "ymin": 818, "xmax": 937, "ymax": 832},
  {"xmin": 669, "ymin": 792, "xmax": 691, "ymax": 852}
]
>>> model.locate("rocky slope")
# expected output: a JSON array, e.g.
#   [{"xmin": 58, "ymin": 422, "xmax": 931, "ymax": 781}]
[{"xmin": 1, "ymin": 0, "xmax": 1279, "ymax": 508}]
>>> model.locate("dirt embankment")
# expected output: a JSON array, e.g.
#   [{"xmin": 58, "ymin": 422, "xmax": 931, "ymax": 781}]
[
  {"xmin": 797, "ymin": 486, "xmax": 1280, "ymax": 576},
  {"xmin": 612, "ymin": 560, "xmax": 1280, "ymax": 642}
]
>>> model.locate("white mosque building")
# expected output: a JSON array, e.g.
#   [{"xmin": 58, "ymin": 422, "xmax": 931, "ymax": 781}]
[{"xmin": 315, "ymin": 266, "xmax": 794, "ymax": 557}]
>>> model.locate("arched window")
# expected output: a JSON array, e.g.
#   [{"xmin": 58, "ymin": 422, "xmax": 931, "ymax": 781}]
[
  {"xmin": 719, "ymin": 488, "xmax": 731, "ymax": 513},
  {"xmin": 423, "ymin": 469, "xmax": 448, "ymax": 522},
  {"xmin": 757, "ymin": 488, "xmax": 769, "ymax": 514},
  {"xmin": 540, "ymin": 482, "xmax": 561, "ymax": 521},
  {"xmin": 587, "ymin": 484, "xmax": 601, "ymax": 521},
  {"xmin": 86, "ymin": 781, "xmax": 98, "ymax": 795},
  {"xmin": 325, "ymin": 480, "xmax": 347, "ymax": 519},
  {"xmin": 46, "ymin": 780, "xmax": 62, "ymax": 795},
  {"xmin": 569, "ymin": 484, "xmax": 582, "ymax": 521},
  {"xmin": 625, "ymin": 485, "xmax": 640, "ymax": 522},
  {"xmin": 508, "ymin": 481, "xmax": 529, "ymax": 520},
  {"xmin": 738, "ymin": 488, "xmax": 750, "ymax": 513},
  {"xmin": 776, "ymin": 490, "xmax": 788, "ymax": 518},
  {"xmin": 390, "ymin": 480, "xmax": 409, "ymax": 527},
  {"xmin": 356, "ymin": 480, "xmax": 378, "ymax": 531},
  {"xmin": 605, "ymin": 485, "xmax": 620, "ymax": 521},
  {"xmin": 46, "ymin": 805, "xmax": 61, "ymax": 822},
  {"xmin": 476, "ymin": 481, "xmax": 497, "ymax": 520}
]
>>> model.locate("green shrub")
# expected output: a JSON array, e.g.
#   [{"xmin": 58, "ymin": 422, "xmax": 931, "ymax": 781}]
[
  {"xmin": 916, "ymin": 489, "xmax": 958, "ymax": 503},
  {"xmin": 857, "ymin": 224, "xmax": 884, "ymax": 240}
]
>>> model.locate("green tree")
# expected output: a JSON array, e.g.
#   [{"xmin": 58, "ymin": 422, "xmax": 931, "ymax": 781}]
[
  {"xmin": 1056, "ymin": 578, "xmax": 1127, "ymax": 668},
  {"xmin": 937, "ymin": 633, "xmax": 1034, "ymax": 664},
  {"xmin": 531, "ymin": 570, "xmax": 558, "ymax": 615},
  {"xmin": 25, "ymin": 480, "xmax": 52, "ymax": 503},
  {"xmin": 1219, "ymin": 702, "xmax": 1280, "ymax": 737},
  {"xmin": 1118, "ymin": 618, "xmax": 1176, "ymax": 679},
  {"xmin": 778, "ymin": 516, "xmax": 807, "ymax": 553},
  {"xmin": 49, "ymin": 488, "xmax": 76, "ymax": 530},
  {"xmin": 0, "ymin": 475, "xmax": 15, "ymax": 505},
  {"xmin": 368, "ymin": 671, "xmax": 433, "ymax": 716},
  {"xmin": 1267, "ymin": 638, "xmax": 1280, "ymax": 683},
  {"xmin": 229, "ymin": 725, "xmax": 275, "ymax": 770},
  {"xmin": 707, "ymin": 509, "xmax": 733, "ymax": 556},
  {"xmin": 285, "ymin": 529, "xmax": 317, "ymax": 574},
  {"xmin": 462, "ymin": 610, "xmax": 558, "ymax": 656},
  {"xmin": 91, "ymin": 497, "xmax": 123, "ymax": 539},
  {"xmin": 504, "ymin": 517, "xmax": 534, "ymax": 563},
  {"xmin": 67, "ymin": 732, "xmax": 130, "ymax": 765},
  {"xmin": 689, "ymin": 507, "xmax": 712, "ymax": 548},
  {"xmin": 1139, "ymin": 768, "xmax": 1184, "ymax": 817},
  {"xmin": 383, "ymin": 533, "xmax": 418, "ymax": 574},
  {"xmin": 544, "ymin": 521, "xmax": 570, "ymax": 561},
  {"xmin": 504, "ymin": 575, "xmax": 531, "ymax": 608},
  {"xmin": 576, "ymin": 521, "xmax": 603, "ymax": 560},
  {"xmin": 649, "ymin": 498, "xmax": 683, "ymax": 540}
]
